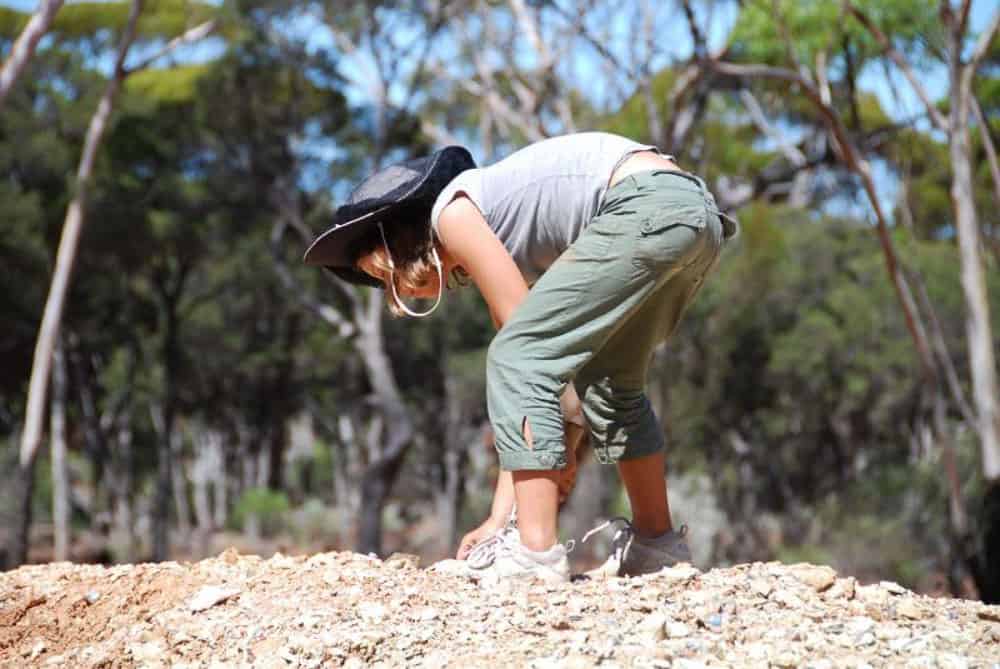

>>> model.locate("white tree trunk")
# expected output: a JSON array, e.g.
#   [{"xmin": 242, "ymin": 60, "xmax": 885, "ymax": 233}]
[
  {"xmin": 19, "ymin": 0, "xmax": 144, "ymax": 469},
  {"xmin": 0, "ymin": 0, "xmax": 65, "ymax": 108},
  {"xmin": 113, "ymin": 414, "xmax": 136, "ymax": 562},
  {"xmin": 950, "ymin": 93, "xmax": 1000, "ymax": 480},
  {"xmin": 212, "ymin": 435, "xmax": 228, "ymax": 530},
  {"xmin": 192, "ymin": 428, "xmax": 222, "ymax": 532},
  {"xmin": 50, "ymin": 337, "xmax": 70, "ymax": 561}
]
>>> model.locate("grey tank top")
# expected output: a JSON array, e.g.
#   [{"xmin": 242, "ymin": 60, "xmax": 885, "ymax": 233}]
[{"xmin": 430, "ymin": 132, "xmax": 658, "ymax": 284}]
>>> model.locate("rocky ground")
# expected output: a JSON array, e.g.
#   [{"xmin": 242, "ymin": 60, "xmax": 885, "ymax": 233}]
[{"xmin": 1, "ymin": 549, "xmax": 998, "ymax": 668}]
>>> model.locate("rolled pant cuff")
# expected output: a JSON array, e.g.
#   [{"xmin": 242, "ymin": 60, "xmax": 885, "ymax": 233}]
[
  {"xmin": 617, "ymin": 438, "xmax": 665, "ymax": 461},
  {"xmin": 497, "ymin": 442, "xmax": 568, "ymax": 471}
]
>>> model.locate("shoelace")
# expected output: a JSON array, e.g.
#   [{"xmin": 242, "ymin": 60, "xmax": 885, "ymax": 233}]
[
  {"xmin": 466, "ymin": 507, "xmax": 575, "ymax": 569},
  {"xmin": 582, "ymin": 517, "xmax": 689, "ymax": 566},
  {"xmin": 582, "ymin": 516, "xmax": 636, "ymax": 565},
  {"xmin": 467, "ymin": 525, "xmax": 516, "ymax": 569}
]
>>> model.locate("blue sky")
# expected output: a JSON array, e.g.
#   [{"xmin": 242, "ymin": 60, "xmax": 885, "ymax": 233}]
[
  {"xmin": 2, "ymin": 0, "xmax": 995, "ymax": 209},
  {"xmin": 5, "ymin": 0, "xmax": 994, "ymax": 123}
]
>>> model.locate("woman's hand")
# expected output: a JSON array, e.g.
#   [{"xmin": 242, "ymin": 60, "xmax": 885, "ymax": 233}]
[{"xmin": 456, "ymin": 515, "xmax": 508, "ymax": 560}]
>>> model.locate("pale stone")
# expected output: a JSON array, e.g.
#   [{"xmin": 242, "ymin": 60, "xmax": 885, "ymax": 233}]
[
  {"xmin": 637, "ymin": 612, "xmax": 667, "ymax": 641},
  {"xmin": 880, "ymin": 580, "xmax": 906, "ymax": 595},
  {"xmin": 750, "ymin": 579, "xmax": 774, "ymax": 598},
  {"xmin": 189, "ymin": 586, "xmax": 241, "ymax": 612},
  {"xmin": 789, "ymin": 564, "xmax": 837, "ymax": 592},
  {"xmin": 666, "ymin": 621, "xmax": 691, "ymax": 639},
  {"xmin": 896, "ymin": 599, "xmax": 925, "ymax": 620}
]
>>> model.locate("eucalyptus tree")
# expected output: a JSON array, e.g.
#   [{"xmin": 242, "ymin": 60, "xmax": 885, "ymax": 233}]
[
  {"xmin": 0, "ymin": 0, "xmax": 65, "ymax": 108},
  {"xmin": 267, "ymin": 0, "xmax": 458, "ymax": 556},
  {"xmin": 6, "ymin": 0, "xmax": 216, "ymax": 568}
]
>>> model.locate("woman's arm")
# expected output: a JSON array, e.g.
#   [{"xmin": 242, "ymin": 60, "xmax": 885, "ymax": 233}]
[
  {"xmin": 439, "ymin": 196, "xmax": 529, "ymax": 557},
  {"xmin": 436, "ymin": 195, "xmax": 529, "ymax": 328}
]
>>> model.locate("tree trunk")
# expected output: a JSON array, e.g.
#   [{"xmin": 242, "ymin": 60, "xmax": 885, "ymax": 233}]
[
  {"xmin": 353, "ymin": 294, "xmax": 415, "ymax": 556},
  {"xmin": 113, "ymin": 413, "xmax": 136, "ymax": 562},
  {"xmin": 212, "ymin": 433, "xmax": 228, "ymax": 530},
  {"xmin": 170, "ymin": 427, "xmax": 191, "ymax": 540},
  {"xmin": 51, "ymin": 338, "xmax": 70, "ymax": 561},
  {"xmin": 192, "ymin": 429, "xmax": 219, "ymax": 532},
  {"xmin": 191, "ymin": 430, "xmax": 215, "ymax": 559},
  {"xmin": 19, "ymin": 0, "xmax": 144, "ymax": 471},
  {"xmin": 8, "ymin": 460, "xmax": 36, "ymax": 569},
  {"xmin": 151, "ymin": 402, "xmax": 172, "ymax": 562},
  {"xmin": 3, "ymin": 426, "xmax": 34, "ymax": 570},
  {"xmin": 949, "ymin": 90, "xmax": 1000, "ymax": 481},
  {"xmin": 0, "ymin": 0, "xmax": 65, "ymax": 108}
]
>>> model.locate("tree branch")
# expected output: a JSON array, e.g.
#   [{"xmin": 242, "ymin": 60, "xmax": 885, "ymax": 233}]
[
  {"xmin": 967, "ymin": 6, "xmax": 1000, "ymax": 73},
  {"xmin": 125, "ymin": 20, "xmax": 217, "ymax": 74},
  {"xmin": 846, "ymin": 2, "xmax": 949, "ymax": 131},
  {"xmin": 971, "ymin": 95, "xmax": 1000, "ymax": 214},
  {"xmin": 0, "ymin": 0, "xmax": 65, "ymax": 109},
  {"xmin": 709, "ymin": 58, "xmax": 938, "ymax": 380}
]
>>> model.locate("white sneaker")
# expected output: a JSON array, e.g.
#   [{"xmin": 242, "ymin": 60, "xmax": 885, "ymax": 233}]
[
  {"xmin": 466, "ymin": 526, "xmax": 571, "ymax": 584},
  {"xmin": 465, "ymin": 508, "xmax": 517, "ymax": 570},
  {"xmin": 583, "ymin": 517, "xmax": 692, "ymax": 577}
]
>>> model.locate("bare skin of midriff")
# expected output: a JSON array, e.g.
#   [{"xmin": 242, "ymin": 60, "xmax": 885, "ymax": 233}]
[{"xmin": 609, "ymin": 150, "xmax": 681, "ymax": 188}]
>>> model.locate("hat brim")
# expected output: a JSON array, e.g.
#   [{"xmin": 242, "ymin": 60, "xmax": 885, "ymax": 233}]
[
  {"xmin": 324, "ymin": 266, "xmax": 383, "ymax": 288},
  {"xmin": 303, "ymin": 205, "xmax": 391, "ymax": 268}
]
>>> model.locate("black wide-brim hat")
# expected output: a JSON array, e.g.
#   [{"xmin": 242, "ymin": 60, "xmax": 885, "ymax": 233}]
[{"xmin": 303, "ymin": 146, "xmax": 476, "ymax": 286}]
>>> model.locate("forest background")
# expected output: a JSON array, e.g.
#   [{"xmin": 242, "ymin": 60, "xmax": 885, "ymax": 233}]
[{"xmin": 1, "ymin": 0, "xmax": 999, "ymax": 603}]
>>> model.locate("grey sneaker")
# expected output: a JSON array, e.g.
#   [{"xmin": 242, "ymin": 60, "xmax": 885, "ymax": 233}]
[
  {"xmin": 583, "ymin": 517, "xmax": 692, "ymax": 577},
  {"xmin": 466, "ymin": 526, "xmax": 571, "ymax": 584}
]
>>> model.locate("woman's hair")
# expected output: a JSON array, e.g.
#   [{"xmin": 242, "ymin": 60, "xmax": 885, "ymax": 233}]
[{"xmin": 352, "ymin": 214, "xmax": 467, "ymax": 316}]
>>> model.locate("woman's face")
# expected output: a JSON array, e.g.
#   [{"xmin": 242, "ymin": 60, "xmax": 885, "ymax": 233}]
[{"xmin": 357, "ymin": 246, "xmax": 459, "ymax": 299}]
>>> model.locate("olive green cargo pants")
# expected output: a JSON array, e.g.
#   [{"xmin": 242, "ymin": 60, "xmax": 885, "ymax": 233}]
[{"xmin": 486, "ymin": 170, "xmax": 734, "ymax": 470}]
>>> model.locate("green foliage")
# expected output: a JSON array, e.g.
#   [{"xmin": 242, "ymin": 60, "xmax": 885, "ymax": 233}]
[
  {"xmin": 232, "ymin": 487, "xmax": 290, "ymax": 536},
  {"xmin": 125, "ymin": 64, "xmax": 211, "ymax": 105},
  {"xmin": 50, "ymin": 0, "xmax": 217, "ymax": 41},
  {"xmin": 0, "ymin": 7, "xmax": 28, "ymax": 39},
  {"xmin": 730, "ymin": 0, "xmax": 942, "ymax": 68}
]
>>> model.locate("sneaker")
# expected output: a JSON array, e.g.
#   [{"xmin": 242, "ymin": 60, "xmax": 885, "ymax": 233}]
[
  {"xmin": 583, "ymin": 517, "xmax": 692, "ymax": 577},
  {"xmin": 466, "ymin": 526, "xmax": 571, "ymax": 584},
  {"xmin": 465, "ymin": 507, "xmax": 518, "ymax": 569}
]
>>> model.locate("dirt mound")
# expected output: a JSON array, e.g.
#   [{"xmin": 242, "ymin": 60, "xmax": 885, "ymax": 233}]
[{"xmin": 2, "ymin": 550, "xmax": 998, "ymax": 668}]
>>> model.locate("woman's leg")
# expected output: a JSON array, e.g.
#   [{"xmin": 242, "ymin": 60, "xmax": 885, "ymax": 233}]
[
  {"xmin": 617, "ymin": 451, "xmax": 672, "ymax": 537},
  {"xmin": 486, "ymin": 172, "xmax": 712, "ymax": 553},
  {"xmin": 512, "ymin": 470, "xmax": 561, "ymax": 551}
]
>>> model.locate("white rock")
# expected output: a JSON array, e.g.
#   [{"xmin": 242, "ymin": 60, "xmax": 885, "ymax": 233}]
[
  {"xmin": 935, "ymin": 654, "xmax": 969, "ymax": 669},
  {"xmin": 358, "ymin": 602, "xmax": 387, "ymax": 621},
  {"xmin": 666, "ymin": 622, "xmax": 691, "ymax": 639},
  {"xmin": 417, "ymin": 606, "xmax": 439, "ymax": 621},
  {"xmin": 427, "ymin": 559, "xmax": 469, "ymax": 577},
  {"xmin": 880, "ymin": 580, "xmax": 906, "ymax": 595},
  {"xmin": 772, "ymin": 650, "xmax": 802, "ymax": 667},
  {"xmin": 896, "ymin": 598, "xmax": 925, "ymax": 620},
  {"xmin": 772, "ymin": 589, "xmax": 805, "ymax": 609},
  {"xmin": 824, "ymin": 577, "xmax": 857, "ymax": 601},
  {"xmin": 189, "ymin": 586, "xmax": 241, "ymax": 612},
  {"xmin": 673, "ymin": 659, "xmax": 707, "ymax": 669},
  {"xmin": 804, "ymin": 660, "xmax": 834, "ymax": 669},
  {"xmin": 637, "ymin": 612, "xmax": 667, "ymax": 641},
  {"xmin": 745, "ymin": 642, "xmax": 771, "ymax": 660},
  {"xmin": 789, "ymin": 564, "xmax": 837, "ymax": 592},
  {"xmin": 750, "ymin": 579, "xmax": 773, "ymax": 598}
]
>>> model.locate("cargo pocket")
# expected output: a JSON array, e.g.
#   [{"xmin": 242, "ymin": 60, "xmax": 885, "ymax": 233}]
[{"xmin": 632, "ymin": 203, "xmax": 708, "ymax": 270}]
